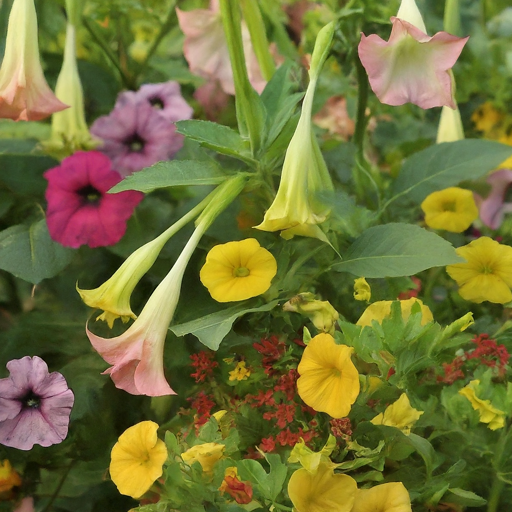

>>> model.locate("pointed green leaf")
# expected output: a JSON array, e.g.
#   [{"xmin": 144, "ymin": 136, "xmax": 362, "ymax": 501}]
[{"xmin": 333, "ymin": 223, "xmax": 463, "ymax": 277}]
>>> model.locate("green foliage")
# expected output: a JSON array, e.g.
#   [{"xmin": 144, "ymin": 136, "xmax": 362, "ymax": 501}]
[{"xmin": 333, "ymin": 223, "xmax": 463, "ymax": 278}]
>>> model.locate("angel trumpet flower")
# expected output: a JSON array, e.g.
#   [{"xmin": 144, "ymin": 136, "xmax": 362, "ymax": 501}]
[
  {"xmin": 255, "ymin": 22, "xmax": 335, "ymax": 241},
  {"xmin": 0, "ymin": 0, "xmax": 68, "ymax": 121},
  {"xmin": 85, "ymin": 176, "xmax": 245, "ymax": 396},
  {"xmin": 358, "ymin": 0, "xmax": 468, "ymax": 109}
]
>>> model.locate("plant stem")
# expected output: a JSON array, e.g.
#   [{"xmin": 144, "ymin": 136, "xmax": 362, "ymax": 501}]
[
  {"xmin": 41, "ymin": 461, "xmax": 75, "ymax": 512},
  {"xmin": 240, "ymin": 0, "xmax": 275, "ymax": 81},
  {"xmin": 487, "ymin": 476, "xmax": 504, "ymax": 512},
  {"xmin": 82, "ymin": 16, "xmax": 132, "ymax": 89}
]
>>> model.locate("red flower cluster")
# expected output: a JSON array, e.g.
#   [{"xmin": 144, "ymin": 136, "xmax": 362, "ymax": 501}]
[
  {"xmin": 188, "ymin": 391, "xmax": 216, "ymax": 428},
  {"xmin": 274, "ymin": 369, "xmax": 299, "ymax": 401},
  {"xmin": 330, "ymin": 418, "xmax": 353, "ymax": 441},
  {"xmin": 259, "ymin": 425, "xmax": 318, "ymax": 453},
  {"xmin": 190, "ymin": 350, "xmax": 219, "ymax": 383},
  {"xmin": 438, "ymin": 333, "xmax": 510, "ymax": 383},
  {"xmin": 253, "ymin": 336, "xmax": 286, "ymax": 373}
]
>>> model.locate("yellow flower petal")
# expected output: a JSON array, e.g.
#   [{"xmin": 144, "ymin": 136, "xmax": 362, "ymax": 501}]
[
  {"xmin": 200, "ymin": 239, "xmax": 277, "ymax": 302},
  {"xmin": 351, "ymin": 482, "xmax": 412, "ymax": 512},
  {"xmin": 421, "ymin": 187, "xmax": 478, "ymax": 233},
  {"xmin": 459, "ymin": 380, "xmax": 505, "ymax": 430},
  {"xmin": 357, "ymin": 298, "xmax": 433, "ymax": 327},
  {"xmin": 288, "ymin": 463, "xmax": 358, "ymax": 512},
  {"xmin": 371, "ymin": 394, "xmax": 423, "ymax": 434},
  {"xmin": 181, "ymin": 442, "xmax": 225, "ymax": 474},
  {"xmin": 354, "ymin": 277, "xmax": 371, "ymax": 301},
  {"xmin": 446, "ymin": 237, "xmax": 512, "ymax": 304},
  {"xmin": 110, "ymin": 421, "xmax": 168, "ymax": 499},
  {"xmin": 297, "ymin": 333, "xmax": 360, "ymax": 418}
]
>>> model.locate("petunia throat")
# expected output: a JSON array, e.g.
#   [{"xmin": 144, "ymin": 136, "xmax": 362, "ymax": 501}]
[
  {"xmin": 23, "ymin": 390, "xmax": 41, "ymax": 408},
  {"xmin": 77, "ymin": 184, "xmax": 102, "ymax": 203},
  {"xmin": 149, "ymin": 96, "xmax": 165, "ymax": 109},
  {"xmin": 233, "ymin": 267, "xmax": 250, "ymax": 277},
  {"xmin": 124, "ymin": 133, "xmax": 146, "ymax": 152}
]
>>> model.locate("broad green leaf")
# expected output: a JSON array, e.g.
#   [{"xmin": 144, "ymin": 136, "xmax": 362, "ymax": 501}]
[
  {"xmin": 444, "ymin": 488, "xmax": 487, "ymax": 507},
  {"xmin": 265, "ymin": 454, "xmax": 288, "ymax": 501},
  {"xmin": 0, "ymin": 219, "xmax": 74, "ymax": 284},
  {"xmin": 170, "ymin": 300, "xmax": 279, "ymax": 350},
  {"xmin": 237, "ymin": 459, "xmax": 272, "ymax": 499},
  {"xmin": 404, "ymin": 433, "xmax": 437, "ymax": 477},
  {"xmin": 391, "ymin": 139, "xmax": 512, "ymax": 204},
  {"xmin": 333, "ymin": 223, "xmax": 463, "ymax": 277},
  {"xmin": 109, "ymin": 160, "xmax": 227, "ymax": 193},
  {"xmin": 176, "ymin": 120, "xmax": 255, "ymax": 164}
]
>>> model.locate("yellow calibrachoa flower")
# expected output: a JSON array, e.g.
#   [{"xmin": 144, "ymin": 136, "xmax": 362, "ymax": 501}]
[
  {"xmin": 0, "ymin": 460, "xmax": 21, "ymax": 493},
  {"xmin": 283, "ymin": 292, "xmax": 339, "ymax": 335},
  {"xmin": 351, "ymin": 482, "xmax": 412, "ymax": 512},
  {"xmin": 446, "ymin": 237, "xmax": 512, "ymax": 304},
  {"xmin": 200, "ymin": 238, "xmax": 277, "ymax": 302},
  {"xmin": 371, "ymin": 394, "xmax": 424, "ymax": 435},
  {"xmin": 288, "ymin": 462, "xmax": 358, "ymax": 512},
  {"xmin": 356, "ymin": 298, "xmax": 433, "ymax": 327},
  {"xmin": 181, "ymin": 442, "xmax": 225, "ymax": 474},
  {"xmin": 229, "ymin": 361, "xmax": 251, "ymax": 381},
  {"xmin": 421, "ymin": 187, "xmax": 478, "ymax": 233},
  {"xmin": 109, "ymin": 421, "xmax": 168, "ymax": 499},
  {"xmin": 459, "ymin": 380, "xmax": 505, "ymax": 431},
  {"xmin": 354, "ymin": 277, "xmax": 371, "ymax": 301},
  {"xmin": 297, "ymin": 333, "xmax": 360, "ymax": 418}
]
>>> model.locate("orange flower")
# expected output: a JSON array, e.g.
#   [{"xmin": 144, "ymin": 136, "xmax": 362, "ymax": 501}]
[{"xmin": 219, "ymin": 467, "xmax": 253, "ymax": 504}]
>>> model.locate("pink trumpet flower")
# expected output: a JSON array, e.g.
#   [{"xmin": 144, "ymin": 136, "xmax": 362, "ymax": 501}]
[
  {"xmin": 358, "ymin": 0, "xmax": 468, "ymax": 109},
  {"xmin": 478, "ymin": 169, "xmax": 512, "ymax": 230},
  {"xmin": 0, "ymin": 0, "xmax": 68, "ymax": 121}
]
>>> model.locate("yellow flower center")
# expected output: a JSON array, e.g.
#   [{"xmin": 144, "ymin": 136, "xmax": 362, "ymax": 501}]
[
  {"xmin": 442, "ymin": 200, "xmax": 457, "ymax": 212},
  {"xmin": 233, "ymin": 267, "xmax": 250, "ymax": 277},
  {"xmin": 481, "ymin": 265, "xmax": 494, "ymax": 274}
]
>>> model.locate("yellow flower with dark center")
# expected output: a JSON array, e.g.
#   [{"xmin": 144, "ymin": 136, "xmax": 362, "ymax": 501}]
[
  {"xmin": 351, "ymin": 482, "xmax": 412, "ymax": 512},
  {"xmin": 229, "ymin": 361, "xmax": 251, "ymax": 381},
  {"xmin": 288, "ymin": 462, "xmax": 358, "ymax": 512},
  {"xmin": 370, "ymin": 394, "xmax": 423, "ymax": 435},
  {"xmin": 421, "ymin": 187, "xmax": 478, "ymax": 233},
  {"xmin": 356, "ymin": 298, "xmax": 433, "ymax": 327},
  {"xmin": 459, "ymin": 380, "xmax": 505, "ymax": 430},
  {"xmin": 297, "ymin": 333, "xmax": 360, "ymax": 418},
  {"xmin": 109, "ymin": 421, "xmax": 168, "ymax": 499},
  {"xmin": 181, "ymin": 442, "xmax": 225, "ymax": 474},
  {"xmin": 446, "ymin": 237, "xmax": 512, "ymax": 304},
  {"xmin": 200, "ymin": 238, "xmax": 277, "ymax": 302}
]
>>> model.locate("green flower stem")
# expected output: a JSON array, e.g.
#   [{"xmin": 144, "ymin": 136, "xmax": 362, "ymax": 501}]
[
  {"xmin": 219, "ymin": 0, "xmax": 263, "ymax": 155},
  {"xmin": 137, "ymin": 0, "xmax": 177, "ymax": 77},
  {"xmin": 270, "ymin": 503, "xmax": 293, "ymax": 511},
  {"xmin": 65, "ymin": 0, "xmax": 82, "ymax": 27},
  {"xmin": 240, "ymin": 0, "xmax": 275, "ymax": 81},
  {"xmin": 444, "ymin": 0, "xmax": 461, "ymax": 35},
  {"xmin": 82, "ymin": 16, "xmax": 134, "ymax": 89},
  {"xmin": 487, "ymin": 477, "xmax": 505, "ymax": 512}
]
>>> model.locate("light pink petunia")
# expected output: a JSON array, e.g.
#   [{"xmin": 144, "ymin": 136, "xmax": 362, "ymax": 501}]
[
  {"xmin": 0, "ymin": 356, "xmax": 74, "ymax": 450},
  {"xmin": 44, "ymin": 151, "xmax": 143, "ymax": 248},
  {"xmin": 90, "ymin": 95, "xmax": 180, "ymax": 177},
  {"xmin": 176, "ymin": 0, "xmax": 267, "ymax": 95},
  {"xmin": 477, "ymin": 169, "xmax": 512, "ymax": 229},
  {"xmin": 0, "ymin": 0, "xmax": 67, "ymax": 121},
  {"xmin": 358, "ymin": 18, "xmax": 468, "ymax": 109}
]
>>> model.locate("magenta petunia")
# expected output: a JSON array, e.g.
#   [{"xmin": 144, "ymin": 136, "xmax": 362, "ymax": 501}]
[
  {"xmin": 90, "ymin": 94, "xmax": 181, "ymax": 176},
  {"xmin": 358, "ymin": 17, "xmax": 468, "ymax": 109},
  {"xmin": 118, "ymin": 80, "xmax": 193, "ymax": 123},
  {"xmin": 0, "ymin": 356, "xmax": 74, "ymax": 450},
  {"xmin": 44, "ymin": 151, "xmax": 143, "ymax": 248}
]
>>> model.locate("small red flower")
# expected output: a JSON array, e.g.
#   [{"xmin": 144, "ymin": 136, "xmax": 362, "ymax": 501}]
[
  {"xmin": 245, "ymin": 389, "xmax": 275, "ymax": 408},
  {"xmin": 188, "ymin": 391, "xmax": 216, "ymax": 428},
  {"xmin": 330, "ymin": 418, "xmax": 353, "ymax": 440},
  {"xmin": 274, "ymin": 369, "xmax": 299, "ymax": 401},
  {"xmin": 259, "ymin": 436, "xmax": 276, "ymax": 453},
  {"xmin": 190, "ymin": 351, "xmax": 218, "ymax": 383},
  {"xmin": 221, "ymin": 474, "xmax": 253, "ymax": 504}
]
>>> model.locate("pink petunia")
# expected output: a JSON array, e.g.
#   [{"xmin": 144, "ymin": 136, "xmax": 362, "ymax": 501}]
[
  {"xmin": 90, "ymin": 94, "xmax": 180, "ymax": 177},
  {"xmin": 44, "ymin": 151, "xmax": 143, "ymax": 248},
  {"xmin": 176, "ymin": 0, "xmax": 267, "ymax": 95},
  {"xmin": 358, "ymin": 17, "xmax": 468, "ymax": 109},
  {"xmin": 477, "ymin": 169, "xmax": 512, "ymax": 229},
  {"xmin": 118, "ymin": 80, "xmax": 193, "ymax": 123},
  {"xmin": 0, "ymin": 356, "xmax": 74, "ymax": 450}
]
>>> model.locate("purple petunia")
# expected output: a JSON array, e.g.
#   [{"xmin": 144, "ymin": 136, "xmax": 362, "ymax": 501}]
[
  {"xmin": 90, "ymin": 81, "xmax": 192, "ymax": 176},
  {"xmin": 0, "ymin": 356, "xmax": 74, "ymax": 450},
  {"xmin": 44, "ymin": 151, "xmax": 143, "ymax": 248}
]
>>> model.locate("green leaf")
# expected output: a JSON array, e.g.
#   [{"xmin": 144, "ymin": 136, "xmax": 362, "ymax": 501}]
[
  {"xmin": 404, "ymin": 433, "xmax": 437, "ymax": 477},
  {"xmin": 0, "ymin": 219, "xmax": 75, "ymax": 284},
  {"xmin": 333, "ymin": 223, "xmax": 463, "ymax": 278},
  {"xmin": 391, "ymin": 139, "xmax": 512, "ymax": 203},
  {"xmin": 237, "ymin": 459, "xmax": 272, "ymax": 499},
  {"xmin": 265, "ymin": 454, "xmax": 288, "ymax": 501},
  {"xmin": 176, "ymin": 120, "xmax": 255, "ymax": 164},
  {"xmin": 444, "ymin": 488, "xmax": 487, "ymax": 507},
  {"xmin": 109, "ymin": 160, "xmax": 227, "ymax": 193},
  {"xmin": 170, "ymin": 300, "xmax": 279, "ymax": 350}
]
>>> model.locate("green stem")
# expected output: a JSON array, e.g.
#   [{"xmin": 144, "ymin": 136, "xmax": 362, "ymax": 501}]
[
  {"xmin": 270, "ymin": 503, "xmax": 293, "ymax": 511},
  {"xmin": 487, "ymin": 476, "xmax": 504, "ymax": 512},
  {"xmin": 219, "ymin": 0, "xmax": 263, "ymax": 155},
  {"xmin": 444, "ymin": 0, "xmax": 461, "ymax": 35},
  {"xmin": 240, "ymin": 0, "xmax": 275, "ymax": 81},
  {"xmin": 41, "ymin": 461, "xmax": 75, "ymax": 512},
  {"xmin": 137, "ymin": 1, "xmax": 177, "ymax": 77},
  {"xmin": 82, "ymin": 16, "xmax": 132, "ymax": 88}
]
